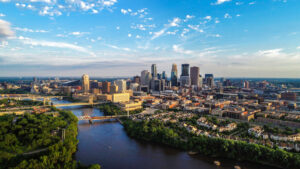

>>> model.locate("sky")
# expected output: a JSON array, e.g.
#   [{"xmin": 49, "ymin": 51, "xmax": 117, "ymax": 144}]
[{"xmin": 0, "ymin": 0, "xmax": 300, "ymax": 78}]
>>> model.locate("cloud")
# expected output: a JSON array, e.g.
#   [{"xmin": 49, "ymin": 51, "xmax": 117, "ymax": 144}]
[
  {"xmin": 0, "ymin": 13, "xmax": 5, "ymax": 17},
  {"xmin": 0, "ymin": 19, "xmax": 14, "ymax": 41},
  {"xmin": 183, "ymin": 15, "xmax": 194, "ymax": 22},
  {"xmin": 20, "ymin": 37, "xmax": 95, "ymax": 56},
  {"xmin": 106, "ymin": 44, "xmax": 132, "ymax": 52},
  {"xmin": 204, "ymin": 16, "xmax": 212, "ymax": 20},
  {"xmin": 212, "ymin": 0, "xmax": 232, "ymax": 5},
  {"xmin": 151, "ymin": 17, "xmax": 181, "ymax": 40},
  {"xmin": 6, "ymin": 0, "xmax": 119, "ymax": 16},
  {"xmin": 14, "ymin": 27, "xmax": 48, "ymax": 33},
  {"xmin": 128, "ymin": 33, "xmax": 132, "ymax": 37},
  {"xmin": 69, "ymin": 31, "xmax": 89, "ymax": 36},
  {"xmin": 187, "ymin": 25, "xmax": 204, "ymax": 33},
  {"xmin": 256, "ymin": 48, "xmax": 283, "ymax": 57},
  {"xmin": 173, "ymin": 45, "xmax": 193, "ymax": 55},
  {"xmin": 224, "ymin": 13, "xmax": 232, "ymax": 19}
]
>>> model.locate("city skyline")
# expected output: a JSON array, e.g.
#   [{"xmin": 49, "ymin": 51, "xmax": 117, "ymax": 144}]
[{"xmin": 0, "ymin": 0, "xmax": 300, "ymax": 77}]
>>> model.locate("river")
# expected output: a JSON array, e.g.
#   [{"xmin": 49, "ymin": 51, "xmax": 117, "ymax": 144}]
[{"xmin": 51, "ymin": 99, "xmax": 274, "ymax": 169}]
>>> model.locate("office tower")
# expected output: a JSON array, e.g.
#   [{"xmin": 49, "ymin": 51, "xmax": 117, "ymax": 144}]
[
  {"xmin": 205, "ymin": 74, "xmax": 214, "ymax": 88},
  {"xmin": 110, "ymin": 83, "xmax": 118, "ymax": 94},
  {"xmin": 244, "ymin": 81, "xmax": 250, "ymax": 88},
  {"xmin": 102, "ymin": 81, "xmax": 111, "ymax": 94},
  {"xmin": 90, "ymin": 80, "xmax": 99, "ymax": 89},
  {"xmin": 198, "ymin": 75, "xmax": 203, "ymax": 88},
  {"xmin": 141, "ymin": 70, "xmax": 148, "ymax": 86},
  {"xmin": 180, "ymin": 64, "xmax": 190, "ymax": 87},
  {"xmin": 81, "ymin": 74, "xmax": 90, "ymax": 93},
  {"xmin": 151, "ymin": 64, "xmax": 157, "ymax": 79},
  {"xmin": 181, "ymin": 64, "xmax": 189, "ymax": 76},
  {"xmin": 115, "ymin": 79, "xmax": 127, "ymax": 93},
  {"xmin": 145, "ymin": 71, "xmax": 152, "ymax": 86},
  {"xmin": 190, "ymin": 66, "xmax": 200, "ymax": 86},
  {"xmin": 171, "ymin": 63, "xmax": 178, "ymax": 86},
  {"xmin": 162, "ymin": 71, "xmax": 167, "ymax": 80},
  {"xmin": 133, "ymin": 76, "xmax": 141, "ymax": 84}
]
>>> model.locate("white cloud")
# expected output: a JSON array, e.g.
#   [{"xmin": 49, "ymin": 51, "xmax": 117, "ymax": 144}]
[
  {"xmin": 20, "ymin": 38, "xmax": 95, "ymax": 56},
  {"xmin": 121, "ymin": 9, "xmax": 128, "ymax": 14},
  {"xmin": 0, "ymin": 13, "xmax": 5, "ymax": 17},
  {"xmin": 106, "ymin": 44, "xmax": 131, "ymax": 52},
  {"xmin": 224, "ymin": 13, "xmax": 232, "ymax": 19},
  {"xmin": 184, "ymin": 15, "xmax": 194, "ymax": 22},
  {"xmin": 297, "ymin": 46, "xmax": 300, "ymax": 49},
  {"xmin": 14, "ymin": 27, "xmax": 48, "ymax": 33},
  {"xmin": 116, "ymin": 26, "xmax": 120, "ymax": 30},
  {"xmin": 212, "ymin": 0, "xmax": 232, "ymax": 5},
  {"xmin": 187, "ymin": 25, "xmax": 204, "ymax": 33},
  {"xmin": 204, "ymin": 16, "xmax": 212, "ymax": 20},
  {"xmin": 151, "ymin": 17, "xmax": 181, "ymax": 40},
  {"xmin": 136, "ymin": 35, "xmax": 141, "ymax": 39},
  {"xmin": 249, "ymin": 1, "xmax": 256, "ymax": 5},
  {"xmin": 173, "ymin": 44, "xmax": 193, "ymax": 55},
  {"xmin": 128, "ymin": 33, "xmax": 132, "ymax": 37},
  {"xmin": 180, "ymin": 28, "xmax": 189, "ymax": 37},
  {"xmin": 256, "ymin": 48, "xmax": 283, "ymax": 57},
  {"xmin": 0, "ymin": 19, "xmax": 14, "ymax": 41},
  {"xmin": 69, "ymin": 31, "xmax": 89, "ymax": 36}
]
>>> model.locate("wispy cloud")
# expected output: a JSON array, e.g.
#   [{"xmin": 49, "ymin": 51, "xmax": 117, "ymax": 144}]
[
  {"xmin": 14, "ymin": 27, "xmax": 48, "ymax": 33},
  {"xmin": 19, "ymin": 37, "xmax": 95, "ymax": 56},
  {"xmin": 151, "ymin": 17, "xmax": 181, "ymax": 40}
]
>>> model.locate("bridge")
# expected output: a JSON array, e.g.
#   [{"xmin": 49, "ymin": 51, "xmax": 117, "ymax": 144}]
[
  {"xmin": 0, "ymin": 94, "xmax": 63, "ymax": 105},
  {"xmin": 54, "ymin": 102, "xmax": 105, "ymax": 107},
  {"xmin": 77, "ymin": 114, "xmax": 129, "ymax": 123}
]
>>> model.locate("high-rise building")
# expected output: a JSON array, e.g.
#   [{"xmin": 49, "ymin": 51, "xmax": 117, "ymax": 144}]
[
  {"xmin": 162, "ymin": 71, "xmax": 167, "ymax": 80},
  {"xmin": 102, "ymin": 81, "xmax": 111, "ymax": 94},
  {"xmin": 133, "ymin": 76, "xmax": 141, "ymax": 84},
  {"xmin": 109, "ymin": 82, "xmax": 118, "ymax": 94},
  {"xmin": 171, "ymin": 64, "xmax": 178, "ymax": 86},
  {"xmin": 141, "ymin": 70, "xmax": 149, "ymax": 86},
  {"xmin": 205, "ymin": 74, "xmax": 214, "ymax": 88},
  {"xmin": 151, "ymin": 64, "xmax": 157, "ymax": 79},
  {"xmin": 190, "ymin": 66, "xmax": 200, "ymax": 86},
  {"xmin": 115, "ymin": 79, "xmax": 127, "ymax": 93},
  {"xmin": 81, "ymin": 74, "xmax": 90, "ymax": 93},
  {"xmin": 181, "ymin": 64, "xmax": 189, "ymax": 76},
  {"xmin": 180, "ymin": 64, "xmax": 190, "ymax": 87}
]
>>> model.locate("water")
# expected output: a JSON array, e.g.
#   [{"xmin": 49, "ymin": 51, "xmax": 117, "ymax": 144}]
[{"xmin": 51, "ymin": 99, "xmax": 275, "ymax": 169}]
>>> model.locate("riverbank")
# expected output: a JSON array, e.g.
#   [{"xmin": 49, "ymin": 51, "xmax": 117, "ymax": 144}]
[
  {"xmin": 122, "ymin": 118, "xmax": 300, "ymax": 169},
  {"xmin": 0, "ymin": 106, "xmax": 100, "ymax": 169}
]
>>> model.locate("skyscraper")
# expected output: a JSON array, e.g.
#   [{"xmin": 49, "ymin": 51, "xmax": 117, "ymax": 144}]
[
  {"xmin": 115, "ymin": 79, "xmax": 127, "ymax": 93},
  {"xmin": 171, "ymin": 63, "xmax": 178, "ymax": 86},
  {"xmin": 205, "ymin": 74, "xmax": 214, "ymax": 88},
  {"xmin": 181, "ymin": 64, "xmax": 189, "ymax": 76},
  {"xmin": 180, "ymin": 64, "xmax": 190, "ymax": 87},
  {"xmin": 190, "ymin": 66, "xmax": 200, "ymax": 86},
  {"xmin": 151, "ymin": 64, "xmax": 157, "ymax": 79},
  {"xmin": 81, "ymin": 74, "xmax": 90, "ymax": 93},
  {"xmin": 102, "ymin": 81, "xmax": 111, "ymax": 94}
]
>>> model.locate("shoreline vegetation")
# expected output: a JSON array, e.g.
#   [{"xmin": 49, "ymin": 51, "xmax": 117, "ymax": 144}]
[
  {"xmin": 97, "ymin": 103, "xmax": 143, "ymax": 116},
  {"xmin": 121, "ymin": 118, "xmax": 300, "ymax": 169},
  {"xmin": 0, "ymin": 102, "xmax": 101, "ymax": 169}
]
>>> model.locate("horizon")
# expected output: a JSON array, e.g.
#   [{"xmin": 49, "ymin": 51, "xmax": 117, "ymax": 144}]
[{"xmin": 0, "ymin": 0, "xmax": 300, "ymax": 77}]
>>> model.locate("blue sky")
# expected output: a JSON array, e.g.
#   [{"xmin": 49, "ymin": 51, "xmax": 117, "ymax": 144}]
[{"xmin": 0, "ymin": 0, "xmax": 299, "ymax": 77}]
